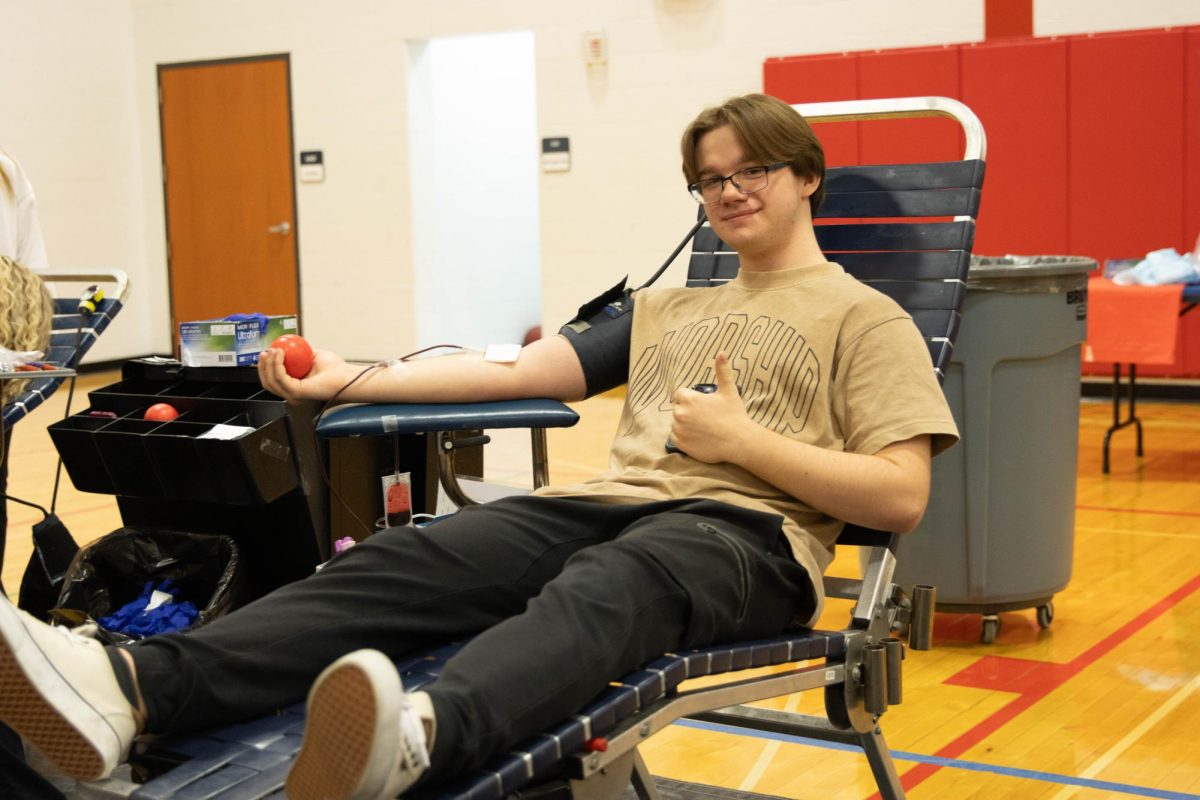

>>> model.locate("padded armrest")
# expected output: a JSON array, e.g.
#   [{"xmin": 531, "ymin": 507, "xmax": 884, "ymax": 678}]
[
  {"xmin": 315, "ymin": 398, "xmax": 580, "ymax": 439},
  {"xmin": 836, "ymin": 523, "xmax": 898, "ymax": 552}
]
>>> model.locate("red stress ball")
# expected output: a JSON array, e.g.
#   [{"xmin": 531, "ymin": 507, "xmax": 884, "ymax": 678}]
[
  {"xmin": 269, "ymin": 334, "xmax": 314, "ymax": 379},
  {"xmin": 144, "ymin": 403, "xmax": 179, "ymax": 422}
]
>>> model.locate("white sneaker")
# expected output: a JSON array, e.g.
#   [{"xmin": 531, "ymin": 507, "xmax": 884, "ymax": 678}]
[
  {"xmin": 286, "ymin": 649, "xmax": 431, "ymax": 800},
  {"xmin": 0, "ymin": 597, "xmax": 137, "ymax": 780}
]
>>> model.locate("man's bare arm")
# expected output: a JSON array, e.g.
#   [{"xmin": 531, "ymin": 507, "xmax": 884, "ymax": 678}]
[
  {"xmin": 257, "ymin": 335, "xmax": 588, "ymax": 405},
  {"xmin": 669, "ymin": 353, "xmax": 932, "ymax": 533}
]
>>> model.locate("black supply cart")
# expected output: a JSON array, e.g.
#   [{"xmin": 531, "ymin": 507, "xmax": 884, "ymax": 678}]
[{"xmin": 49, "ymin": 359, "xmax": 330, "ymax": 601}]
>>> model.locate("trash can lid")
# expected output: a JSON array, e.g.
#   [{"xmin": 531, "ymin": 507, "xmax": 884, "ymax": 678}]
[{"xmin": 969, "ymin": 255, "xmax": 1098, "ymax": 280}]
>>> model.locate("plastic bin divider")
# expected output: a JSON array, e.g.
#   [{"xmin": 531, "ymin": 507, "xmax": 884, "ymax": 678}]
[
  {"xmin": 94, "ymin": 418, "xmax": 169, "ymax": 499},
  {"xmin": 147, "ymin": 403, "xmax": 259, "ymax": 504},
  {"xmin": 88, "ymin": 378, "xmax": 174, "ymax": 397},
  {"xmin": 113, "ymin": 399, "xmax": 198, "ymax": 422},
  {"xmin": 87, "ymin": 383, "xmax": 175, "ymax": 417},
  {"xmin": 47, "ymin": 412, "xmax": 119, "ymax": 494},
  {"xmin": 175, "ymin": 402, "xmax": 245, "ymax": 426},
  {"xmin": 160, "ymin": 381, "xmax": 220, "ymax": 398},
  {"xmin": 200, "ymin": 382, "xmax": 270, "ymax": 400},
  {"xmin": 89, "ymin": 378, "xmax": 212, "ymax": 416},
  {"xmin": 236, "ymin": 399, "xmax": 289, "ymax": 429},
  {"xmin": 144, "ymin": 420, "xmax": 224, "ymax": 503}
]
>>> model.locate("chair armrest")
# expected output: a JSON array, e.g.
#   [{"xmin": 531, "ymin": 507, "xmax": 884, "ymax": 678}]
[
  {"xmin": 826, "ymin": 524, "xmax": 900, "ymax": 629},
  {"xmin": 835, "ymin": 523, "xmax": 897, "ymax": 551},
  {"xmin": 315, "ymin": 398, "xmax": 580, "ymax": 439}
]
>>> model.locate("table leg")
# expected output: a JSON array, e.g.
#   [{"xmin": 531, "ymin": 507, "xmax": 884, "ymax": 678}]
[{"xmin": 1102, "ymin": 363, "xmax": 1145, "ymax": 473}]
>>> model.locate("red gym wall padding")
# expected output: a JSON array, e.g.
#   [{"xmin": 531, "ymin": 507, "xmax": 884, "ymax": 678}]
[
  {"xmin": 762, "ymin": 54, "xmax": 860, "ymax": 167},
  {"xmin": 1068, "ymin": 30, "xmax": 1184, "ymax": 266},
  {"xmin": 764, "ymin": 26, "xmax": 1200, "ymax": 378},
  {"xmin": 1186, "ymin": 29, "xmax": 1200, "ymax": 259},
  {"xmin": 1183, "ymin": 29, "xmax": 1200, "ymax": 377},
  {"xmin": 857, "ymin": 46, "xmax": 962, "ymax": 166},
  {"xmin": 961, "ymin": 37, "xmax": 1068, "ymax": 256},
  {"xmin": 1069, "ymin": 30, "xmax": 1190, "ymax": 377}
]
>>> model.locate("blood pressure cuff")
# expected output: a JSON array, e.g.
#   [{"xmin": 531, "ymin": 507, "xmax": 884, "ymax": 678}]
[{"xmin": 558, "ymin": 277, "xmax": 634, "ymax": 398}]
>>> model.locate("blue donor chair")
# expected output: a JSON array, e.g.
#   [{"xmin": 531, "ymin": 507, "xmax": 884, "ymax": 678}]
[
  {"xmin": 87, "ymin": 97, "xmax": 984, "ymax": 800},
  {"xmin": 2, "ymin": 268, "xmax": 131, "ymax": 430},
  {"xmin": 2, "ymin": 267, "xmax": 130, "ymax": 619}
]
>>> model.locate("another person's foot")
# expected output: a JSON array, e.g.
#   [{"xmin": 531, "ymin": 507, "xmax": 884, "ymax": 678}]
[
  {"xmin": 286, "ymin": 649, "xmax": 430, "ymax": 800},
  {"xmin": 0, "ymin": 597, "xmax": 137, "ymax": 780}
]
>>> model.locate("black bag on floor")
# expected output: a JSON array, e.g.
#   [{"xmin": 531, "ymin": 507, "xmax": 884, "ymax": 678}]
[
  {"xmin": 53, "ymin": 528, "xmax": 249, "ymax": 646},
  {"xmin": 18, "ymin": 513, "xmax": 79, "ymax": 623}
]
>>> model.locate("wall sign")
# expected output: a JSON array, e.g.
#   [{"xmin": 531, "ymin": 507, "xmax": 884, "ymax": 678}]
[
  {"xmin": 541, "ymin": 137, "xmax": 570, "ymax": 173},
  {"xmin": 299, "ymin": 150, "xmax": 324, "ymax": 183}
]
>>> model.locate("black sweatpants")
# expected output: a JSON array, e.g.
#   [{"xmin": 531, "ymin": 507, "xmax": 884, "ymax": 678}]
[{"xmin": 126, "ymin": 496, "xmax": 815, "ymax": 782}]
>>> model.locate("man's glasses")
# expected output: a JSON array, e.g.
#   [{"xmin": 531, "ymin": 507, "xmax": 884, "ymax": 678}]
[{"xmin": 687, "ymin": 162, "xmax": 790, "ymax": 204}]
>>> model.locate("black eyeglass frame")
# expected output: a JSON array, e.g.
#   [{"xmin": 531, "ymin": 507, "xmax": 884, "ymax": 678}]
[{"xmin": 687, "ymin": 162, "xmax": 792, "ymax": 204}]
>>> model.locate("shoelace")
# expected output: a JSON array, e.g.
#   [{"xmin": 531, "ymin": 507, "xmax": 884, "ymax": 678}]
[
  {"xmin": 395, "ymin": 699, "xmax": 431, "ymax": 771},
  {"xmin": 47, "ymin": 621, "xmax": 99, "ymax": 645}
]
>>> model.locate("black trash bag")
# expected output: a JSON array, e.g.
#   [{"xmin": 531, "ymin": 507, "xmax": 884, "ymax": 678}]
[
  {"xmin": 18, "ymin": 513, "xmax": 80, "ymax": 623},
  {"xmin": 53, "ymin": 528, "xmax": 249, "ymax": 646}
]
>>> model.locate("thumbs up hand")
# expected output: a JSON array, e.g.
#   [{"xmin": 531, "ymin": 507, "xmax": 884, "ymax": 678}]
[{"xmin": 668, "ymin": 353, "xmax": 751, "ymax": 463}]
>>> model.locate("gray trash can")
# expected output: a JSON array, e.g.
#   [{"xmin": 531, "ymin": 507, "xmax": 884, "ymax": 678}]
[{"xmin": 893, "ymin": 256, "xmax": 1093, "ymax": 643}]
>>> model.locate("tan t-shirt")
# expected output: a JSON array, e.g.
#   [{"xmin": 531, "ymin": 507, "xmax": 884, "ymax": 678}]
[{"xmin": 537, "ymin": 262, "xmax": 959, "ymax": 623}]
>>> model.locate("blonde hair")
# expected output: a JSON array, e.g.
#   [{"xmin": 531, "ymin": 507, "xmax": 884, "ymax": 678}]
[{"xmin": 0, "ymin": 255, "xmax": 53, "ymax": 407}]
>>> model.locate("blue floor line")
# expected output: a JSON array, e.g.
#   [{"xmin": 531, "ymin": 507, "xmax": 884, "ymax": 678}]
[{"xmin": 673, "ymin": 719, "xmax": 1200, "ymax": 800}]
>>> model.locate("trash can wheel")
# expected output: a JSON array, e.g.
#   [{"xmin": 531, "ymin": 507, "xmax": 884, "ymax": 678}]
[
  {"xmin": 1037, "ymin": 600, "xmax": 1054, "ymax": 629},
  {"xmin": 981, "ymin": 614, "xmax": 1001, "ymax": 644}
]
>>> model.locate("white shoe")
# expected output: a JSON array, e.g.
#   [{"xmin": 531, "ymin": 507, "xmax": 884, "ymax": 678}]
[
  {"xmin": 286, "ymin": 649, "xmax": 430, "ymax": 800},
  {"xmin": 0, "ymin": 597, "xmax": 136, "ymax": 780}
]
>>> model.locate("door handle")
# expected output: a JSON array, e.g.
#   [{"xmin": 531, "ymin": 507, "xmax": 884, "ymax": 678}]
[{"xmin": 267, "ymin": 221, "xmax": 292, "ymax": 235}]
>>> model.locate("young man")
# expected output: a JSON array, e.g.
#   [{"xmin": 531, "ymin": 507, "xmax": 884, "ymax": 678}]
[{"xmin": 0, "ymin": 93, "xmax": 957, "ymax": 800}]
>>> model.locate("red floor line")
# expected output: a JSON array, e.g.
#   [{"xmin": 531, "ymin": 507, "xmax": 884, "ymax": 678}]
[
  {"xmin": 867, "ymin": 572, "xmax": 1200, "ymax": 799},
  {"xmin": 1070, "ymin": 572, "xmax": 1200, "ymax": 670},
  {"xmin": 1076, "ymin": 504, "xmax": 1200, "ymax": 519}
]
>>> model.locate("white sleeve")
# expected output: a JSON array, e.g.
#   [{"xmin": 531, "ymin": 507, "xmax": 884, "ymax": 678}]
[
  {"xmin": 1, "ymin": 153, "xmax": 49, "ymax": 270},
  {"xmin": 16, "ymin": 190, "xmax": 48, "ymax": 271}
]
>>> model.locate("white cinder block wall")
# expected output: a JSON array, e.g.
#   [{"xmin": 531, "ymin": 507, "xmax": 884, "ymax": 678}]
[
  {"xmin": 0, "ymin": 1, "xmax": 149, "ymax": 363},
  {"xmin": 2, "ymin": 0, "xmax": 1199, "ymax": 362}
]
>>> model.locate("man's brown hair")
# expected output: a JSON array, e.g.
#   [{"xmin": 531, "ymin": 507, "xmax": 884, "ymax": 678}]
[{"xmin": 681, "ymin": 93, "xmax": 826, "ymax": 215}]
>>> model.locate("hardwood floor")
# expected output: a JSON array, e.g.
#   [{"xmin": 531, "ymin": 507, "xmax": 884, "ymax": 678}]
[
  {"xmin": 641, "ymin": 398, "xmax": 1200, "ymax": 800},
  {"xmin": 2, "ymin": 370, "xmax": 124, "ymax": 593},
  {"xmin": 3, "ymin": 382, "xmax": 1198, "ymax": 799}
]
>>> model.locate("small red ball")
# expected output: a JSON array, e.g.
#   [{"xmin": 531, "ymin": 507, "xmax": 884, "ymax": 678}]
[
  {"xmin": 269, "ymin": 334, "xmax": 314, "ymax": 379},
  {"xmin": 144, "ymin": 403, "xmax": 179, "ymax": 422}
]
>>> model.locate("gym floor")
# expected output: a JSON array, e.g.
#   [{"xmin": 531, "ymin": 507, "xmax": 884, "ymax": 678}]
[{"xmin": 4, "ymin": 372, "xmax": 1198, "ymax": 799}]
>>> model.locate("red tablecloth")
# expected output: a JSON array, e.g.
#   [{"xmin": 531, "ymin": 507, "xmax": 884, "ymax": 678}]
[{"xmin": 1084, "ymin": 277, "xmax": 1184, "ymax": 365}]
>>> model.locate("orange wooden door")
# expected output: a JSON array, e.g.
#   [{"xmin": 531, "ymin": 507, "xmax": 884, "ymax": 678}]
[{"xmin": 159, "ymin": 55, "xmax": 299, "ymax": 332}]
